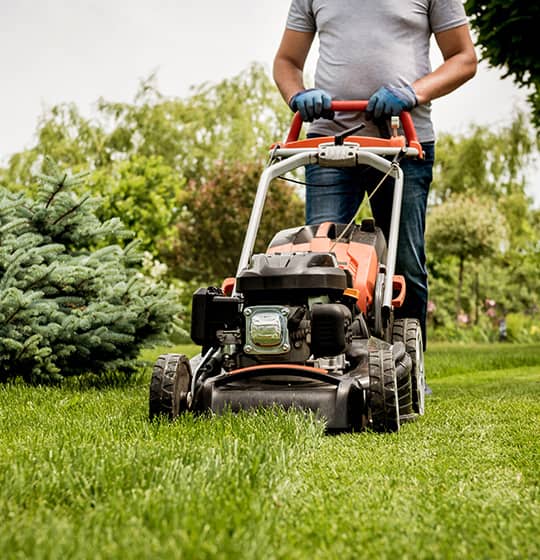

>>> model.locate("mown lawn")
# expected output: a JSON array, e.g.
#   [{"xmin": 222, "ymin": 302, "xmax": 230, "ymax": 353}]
[{"xmin": 1, "ymin": 343, "xmax": 539, "ymax": 559}]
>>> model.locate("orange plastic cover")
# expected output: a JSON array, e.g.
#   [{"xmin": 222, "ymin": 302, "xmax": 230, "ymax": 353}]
[
  {"xmin": 221, "ymin": 277, "xmax": 235, "ymax": 296},
  {"xmin": 391, "ymin": 275, "xmax": 406, "ymax": 308}
]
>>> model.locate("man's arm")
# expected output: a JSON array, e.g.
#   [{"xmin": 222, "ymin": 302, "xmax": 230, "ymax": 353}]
[
  {"xmin": 273, "ymin": 28, "xmax": 315, "ymax": 105},
  {"xmin": 413, "ymin": 24, "xmax": 478, "ymax": 105}
]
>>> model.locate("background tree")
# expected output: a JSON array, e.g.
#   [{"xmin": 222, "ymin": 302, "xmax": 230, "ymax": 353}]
[
  {"xmin": 0, "ymin": 64, "xmax": 290, "ymax": 188},
  {"xmin": 431, "ymin": 113, "xmax": 536, "ymax": 204},
  {"xmin": 465, "ymin": 2, "xmax": 540, "ymax": 128},
  {"xmin": 0, "ymin": 64, "xmax": 300, "ymax": 281},
  {"xmin": 92, "ymin": 154, "xmax": 185, "ymax": 252},
  {"xmin": 426, "ymin": 194, "xmax": 507, "ymax": 321},
  {"xmin": 0, "ymin": 157, "xmax": 182, "ymax": 384},
  {"xmin": 169, "ymin": 160, "xmax": 304, "ymax": 283},
  {"xmin": 429, "ymin": 116, "xmax": 540, "ymax": 328}
]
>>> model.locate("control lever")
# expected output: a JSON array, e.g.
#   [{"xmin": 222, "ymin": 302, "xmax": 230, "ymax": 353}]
[{"xmin": 334, "ymin": 123, "xmax": 366, "ymax": 146}]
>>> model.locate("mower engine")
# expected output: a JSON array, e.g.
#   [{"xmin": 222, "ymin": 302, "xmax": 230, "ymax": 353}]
[{"xmin": 191, "ymin": 250, "xmax": 362, "ymax": 376}]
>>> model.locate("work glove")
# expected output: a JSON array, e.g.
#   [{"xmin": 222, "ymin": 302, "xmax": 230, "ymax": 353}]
[
  {"xmin": 288, "ymin": 88, "xmax": 334, "ymax": 122},
  {"xmin": 365, "ymin": 84, "xmax": 418, "ymax": 120}
]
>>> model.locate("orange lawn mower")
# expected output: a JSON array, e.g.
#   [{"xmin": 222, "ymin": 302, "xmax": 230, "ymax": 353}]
[{"xmin": 149, "ymin": 101, "xmax": 426, "ymax": 432}]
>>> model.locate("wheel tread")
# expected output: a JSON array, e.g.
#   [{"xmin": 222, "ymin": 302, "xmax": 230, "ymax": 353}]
[
  {"xmin": 369, "ymin": 348, "xmax": 400, "ymax": 433},
  {"xmin": 393, "ymin": 318, "xmax": 425, "ymax": 416},
  {"xmin": 149, "ymin": 354, "xmax": 190, "ymax": 420}
]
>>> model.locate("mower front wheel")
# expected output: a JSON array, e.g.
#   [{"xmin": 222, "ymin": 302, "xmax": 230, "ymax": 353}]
[
  {"xmin": 149, "ymin": 353, "xmax": 192, "ymax": 420},
  {"xmin": 368, "ymin": 348, "xmax": 400, "ymax": 433}
]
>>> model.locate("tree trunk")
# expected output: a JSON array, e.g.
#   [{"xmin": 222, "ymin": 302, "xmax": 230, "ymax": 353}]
[
  {"xmin": 456, "ymin": 255, "xmax": 465, "ymax": 322},
  {"xmin": 474, "ymin": 268, "xmax": 480, "ymax": 325}
]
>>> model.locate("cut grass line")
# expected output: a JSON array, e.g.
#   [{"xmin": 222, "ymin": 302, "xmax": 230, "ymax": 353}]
[{"xmin": 424, "ymin": 342, "xmax": 540, "ymax": 379}]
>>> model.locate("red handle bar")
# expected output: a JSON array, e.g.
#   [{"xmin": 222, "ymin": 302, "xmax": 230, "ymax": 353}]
[{"xmin": 285, "ymin": 100, "xmax": 419, "ymax": 146}]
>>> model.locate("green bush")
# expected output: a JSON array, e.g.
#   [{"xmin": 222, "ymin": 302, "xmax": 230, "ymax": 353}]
[
  {"xmin": 0, "ymin": 158, "xmax": 183, "ymax": 384},
  {"xmin": 429, "ymin": 323, "xmax": 497, "ymax": 344},
  {"xmin": 506, "ymin": 312, "xmax": 540, "ymax": 343},
  {"xmin": 429, "ymin": 312, "xmax": 540, "ymax": 345}
]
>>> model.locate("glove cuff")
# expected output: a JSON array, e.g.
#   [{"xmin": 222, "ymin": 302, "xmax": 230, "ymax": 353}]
[
  {"xmin": 404, "ymin": 83, "xmax": 418, "ymax": 108},
  {"xmin": 287, "ymin": 91, "xmax": 301, "ymax": 112}
]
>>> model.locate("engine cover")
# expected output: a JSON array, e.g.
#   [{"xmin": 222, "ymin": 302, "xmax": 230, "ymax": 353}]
[{"xmin": 236, "ymin": 252, "xmax": 350, "ymax": 297}]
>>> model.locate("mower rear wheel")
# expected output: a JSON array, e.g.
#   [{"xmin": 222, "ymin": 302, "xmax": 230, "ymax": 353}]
[
  {"xmin": 393, "ymin": 319, "xmax": 425, "ymax": 415},
  {"xmin": 149, "ymin": 353, "xmax": 192, "ymax": 420},
  {"xmin": 394, "ymin": 344, "xmax": 415, "ymax": 422},
  {"xmin": 368, "ymin": 348, "xmax": 400, "ymax": 433}
]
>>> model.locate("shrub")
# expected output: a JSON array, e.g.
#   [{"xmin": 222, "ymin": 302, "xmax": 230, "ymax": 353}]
[
  {"xmin": 0, "ymin": 158, "xmax": 183, "ymax": 384},
  {"xmin": 505, "ymin": 312, "xmax": 540, "ymax": 343}
]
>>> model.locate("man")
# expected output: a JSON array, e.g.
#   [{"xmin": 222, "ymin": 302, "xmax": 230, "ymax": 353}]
[{"xmin": 273, "ymin": 0, "xmax": 477, "ymax": 354}]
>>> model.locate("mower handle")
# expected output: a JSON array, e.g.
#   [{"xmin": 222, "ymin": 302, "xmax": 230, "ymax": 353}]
[{"xmin": 285, "ymin": 100, "xmax": 419, "ymax": 146}]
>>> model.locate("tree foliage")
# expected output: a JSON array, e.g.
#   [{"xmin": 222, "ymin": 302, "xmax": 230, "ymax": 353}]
[
  {"xmin": 427, "ymin": 194, "xmax": 507, "ymax": 263},
  {"xmin": 0, "ymin": 64, "xmax": 291, "ymax": 188},
  {"xmin": 169, "ymin": 160, "xmax": 304, "ymax": 283},
  {"xmin": 426, "ymin": 193, "xmax": 507, "ymax": 320},
  {"xmin": 0, "ymin": 64, "xmax": 299, "ymax": 282},
  {"xmin": 465, "ymin": 1, "xmax": 540, "ymax": 127},
  {"xmin": 431, "ymin": 113, "xmax": 536, "ymax": 204},
  {"xmin": 92, "ymin": 154, "xmax": 185, "ymax": 251},
  {"xmin": 431, "ymin": 114, "xmax": 538, "ymax": 254},
  {"xmin": 0, "ymin": 158, "xmax": 182, "ymax": 384},
  {"xmin": 428, "ymin": 114, "xmax": 540, "ymax": 330}
]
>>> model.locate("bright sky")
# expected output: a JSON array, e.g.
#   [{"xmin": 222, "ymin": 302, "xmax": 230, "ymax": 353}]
[{"xmin": 1, "ymin": 0, "xmax": 537, "ymax": 203}]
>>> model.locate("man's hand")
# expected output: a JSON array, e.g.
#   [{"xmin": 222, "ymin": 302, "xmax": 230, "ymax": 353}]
[
  {"xmin": 365, "ymin": 84, "xmax": 417, "ymax": 120},
  {"xmin": 289, "ymin": 88, "xmax": 334, "ymax": 122}
]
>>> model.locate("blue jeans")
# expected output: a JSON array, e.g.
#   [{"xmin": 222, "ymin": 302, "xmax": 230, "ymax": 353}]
[{"xmin": 305, "ymin": 142, "xmax": 435, "ymax": 347}]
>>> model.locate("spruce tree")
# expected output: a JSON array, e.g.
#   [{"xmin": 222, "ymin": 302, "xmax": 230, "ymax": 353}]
[{"xmin": 0, "ymin": 157, "xmax": 182, "ymax": 383}]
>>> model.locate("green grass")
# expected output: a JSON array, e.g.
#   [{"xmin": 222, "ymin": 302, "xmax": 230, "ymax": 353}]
[{"xmin": 1, "ymin": 344, "xmax": 539, "ymax": 559}]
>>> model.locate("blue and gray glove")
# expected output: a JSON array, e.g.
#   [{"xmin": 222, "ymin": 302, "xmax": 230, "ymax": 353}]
[
  {"xmin": 365, "ymin": 84, "xmax": 418, "ymax": 120},
  {"xmin": 289, "ymin": 88, "xmax": 334, "ymax": 122}
]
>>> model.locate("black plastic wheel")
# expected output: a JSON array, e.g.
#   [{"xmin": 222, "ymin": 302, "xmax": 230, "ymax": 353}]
[
  {"xmin": 368, "ymin": 348, "xmax": 400, "ymax": 433},
  {"xmin": 393, "ymin": 342, "xmax": 415, "ymax": 422},
  {"xmin": 149, "ymin": 353, "xmax": 192, "ymax": 420},
  {"xmin": 392, "ymin": 318, "xmax": 425, "ymax": 415}
]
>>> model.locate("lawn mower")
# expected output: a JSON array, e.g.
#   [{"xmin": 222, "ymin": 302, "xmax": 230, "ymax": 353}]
[{"xmin": 149, "ymin": 100, "xmax": 426, "ymax": 432}]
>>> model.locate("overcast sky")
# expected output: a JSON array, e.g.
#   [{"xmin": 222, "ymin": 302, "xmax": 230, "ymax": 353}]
[{"xmin": 1, "ymin": 0, "xmax": 537, "ymax": 202}]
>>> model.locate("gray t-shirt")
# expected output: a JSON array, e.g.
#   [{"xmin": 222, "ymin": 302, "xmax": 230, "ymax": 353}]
[{"xmin": 286, "ymin": 0, "xmax": 468, "ymax": 142}]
